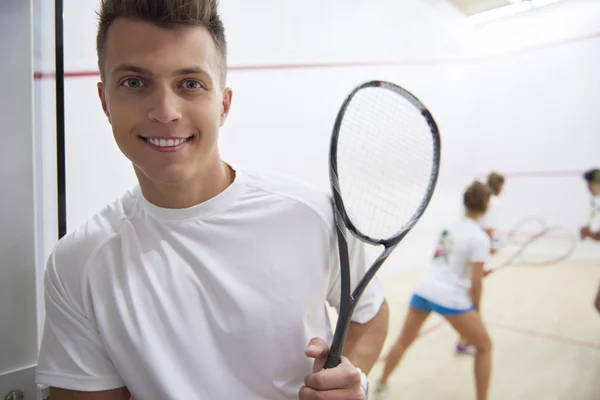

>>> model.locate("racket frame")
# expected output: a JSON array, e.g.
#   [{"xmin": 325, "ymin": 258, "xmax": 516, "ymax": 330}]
[
  {"xmin": 485, "ymin": 216, "xmax": 578, "ymax": 275},
  {"xmin": 324, "ymin": 80, "xmax": 441, "ymax": 368}
]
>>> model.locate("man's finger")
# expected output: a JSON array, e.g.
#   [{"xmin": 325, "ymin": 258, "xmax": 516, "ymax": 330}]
[
  {"xmin": 298, "ymin": 386, "xmax": 364, "ymax": 400},
  {"xmin": 304, "ymin": 360, "xmax": 361, "ymax": 391},
  {"xmin": 304, "ymin": 337, "xmax": 329, "ymax": 358},
  {"xmin": 305, "ymin": 337, "xmax": 330, "ymax": 372}
]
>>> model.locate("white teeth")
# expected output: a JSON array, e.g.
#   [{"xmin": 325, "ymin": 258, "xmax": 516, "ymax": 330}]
[{"xmin": 147, "ymin": 138, "xmax": 188, "ymax": 148}]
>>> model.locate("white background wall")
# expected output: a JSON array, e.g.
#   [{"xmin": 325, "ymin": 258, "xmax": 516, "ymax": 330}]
[
  {"xmin": 37, "ymin": 0, "xmax": 600, "ymax": 282},
  {"xmin": 0, "ymin": 0, "xmax": 42, "ymax": 397},
  {"xmin": 467, "ymin": 0, "xmax": 600, "ymax": 262}
]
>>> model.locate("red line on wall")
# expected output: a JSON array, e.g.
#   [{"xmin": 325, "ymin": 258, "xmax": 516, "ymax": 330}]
[
  {"xmin": 478, "ymin": 169, "xmax": 587, "ymax": 181},
  {"xmin": 503, "ymin": 169, "xmax": 585, "ymax": 179},
  {"xmin": 33, "ymin": 30, "xmax": 600, "ymax": 80},
  {"xmin": 33, "ymin": 57, "xmax": 467, "ymax": 80},
  {"xmin": 34, "ymin": 70, "xmax": 99, "ymax": 79}
]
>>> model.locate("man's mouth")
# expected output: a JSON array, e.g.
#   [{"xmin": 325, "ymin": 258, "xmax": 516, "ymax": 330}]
[{"xmin": 140, "ymin": 136, "xmax": 193, "ymax": 148}]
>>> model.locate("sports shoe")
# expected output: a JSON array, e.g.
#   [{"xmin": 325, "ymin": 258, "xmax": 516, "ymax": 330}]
[
  {"xmin": 455, "ymin": 343, "xmax": 477, "ymax": 355},
  {"xmin": 373, "ymin": 383, "xmax": 389, "ymax": 399}
]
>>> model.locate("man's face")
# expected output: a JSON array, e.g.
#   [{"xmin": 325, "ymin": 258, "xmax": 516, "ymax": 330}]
[{"xmin": 97, "ymin": 18, "xmax": 232, "ymax": 186}]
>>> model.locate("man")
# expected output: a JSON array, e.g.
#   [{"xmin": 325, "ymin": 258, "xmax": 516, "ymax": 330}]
[
  {"xmin": 35, "ymin": 1, "xmax": 389, "ymax": 399},
  {"xmin": 580, "ymin": 168, "xmax": 600, "ymax": 314}
]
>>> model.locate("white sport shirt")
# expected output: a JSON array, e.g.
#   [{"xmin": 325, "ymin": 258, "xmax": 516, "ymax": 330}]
[
  {"xmin": 480, "ymin": 194, "xmax": 500, "ymax": 230},
  {"xmin": 414, "ymin": 217, "xmax": 491, "ymax": 310},
  {"xmin": 589, "ymin": 195, "xmax": 600, "ymax": 233},
  {"xmin": 35, "ymin": 167, "xmax": 385, "ymax": 400}
]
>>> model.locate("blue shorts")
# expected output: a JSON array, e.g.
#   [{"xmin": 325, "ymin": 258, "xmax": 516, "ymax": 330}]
[{"xmin": 409, "ymin": 294, "xmax": 475, "ymax": 316}]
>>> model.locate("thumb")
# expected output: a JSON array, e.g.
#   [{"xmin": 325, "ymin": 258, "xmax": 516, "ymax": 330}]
[{"xmin": 304, "ymin": 337, "xmax": 330, "ymax": 373}]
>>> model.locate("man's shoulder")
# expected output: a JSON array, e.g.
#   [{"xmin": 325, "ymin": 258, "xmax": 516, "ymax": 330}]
[
  {"xmin": 237, "ymin": 166, "xmax": 334, "ymax": 228},
  {"xmin": 48, "ymin": 188, "xmax": 138, "ymax": 286}
]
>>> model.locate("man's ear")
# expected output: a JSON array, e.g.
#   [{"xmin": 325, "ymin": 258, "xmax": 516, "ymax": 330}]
[
  {"xmin": 97, "ymin": 81, "xmax": 111, "ymax": 121},
  {"xmin": 219, "ymin": 87, "xmax": 233, "ymax": 127}
]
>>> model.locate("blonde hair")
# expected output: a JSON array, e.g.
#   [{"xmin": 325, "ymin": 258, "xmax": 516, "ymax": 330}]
[
  {"xmin": 487, "ymin": 172, "xmax": 505, "ymax": 196},
  {"xmin": 96, "ymin": 0, "xmax": 227, "ymax": 86},
  {"xmin": 464, "ymin": 180, "xmax": 491, "ymax": 214}
]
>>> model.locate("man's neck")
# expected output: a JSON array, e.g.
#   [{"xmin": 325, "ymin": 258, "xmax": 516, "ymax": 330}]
[{"xmin": 136, "ymin": 160, "xmax": 235, "ymax": 209}]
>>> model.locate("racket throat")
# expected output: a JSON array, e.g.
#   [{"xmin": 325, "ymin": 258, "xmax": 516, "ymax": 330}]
[{"xmin": 325, "ymin": 245, "xmax": 395, "ymax": 369}]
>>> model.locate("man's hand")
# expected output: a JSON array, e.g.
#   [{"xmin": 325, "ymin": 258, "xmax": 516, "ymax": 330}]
[{"xmin": 299, "ymin": 337, "xmax": 366, "ymax": 399}]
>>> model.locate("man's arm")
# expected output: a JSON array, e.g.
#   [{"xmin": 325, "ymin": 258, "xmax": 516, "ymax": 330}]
[
  {"xmin": 37, "ymin": 253, "xmax": 128, "ymax": 397},
  {"xmin": 341, "ymin": 299, "xmax": 389, "ymax": 375},
  {"xmin": 49, "ymin": 387, "xmax": 130, "ymax": 400}
]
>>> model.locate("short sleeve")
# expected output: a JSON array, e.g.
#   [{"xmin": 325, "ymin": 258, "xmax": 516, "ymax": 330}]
[
  {"xmin": 470, "ymin": 233, "xmax": 491, "ymax": 263},
  {"xmin": 326, "ymin": 233, "xmax": 386, "ymax": 324},
  {"xmin": 35, "ymin": 252, "xmax": 124, "ymax": 391}
]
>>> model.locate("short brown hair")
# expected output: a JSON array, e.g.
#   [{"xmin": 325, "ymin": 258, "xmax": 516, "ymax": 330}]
[
  {"xmin": 487, "ymin": 172, "xmax": 505, "ymax": 195},
  {"xmin": 96, "ymin": 0, "xmax": 227, "ymax": 86},
  {"xmin": 464, "ymin": 180, "xmax": 491, "ymax": 214}
]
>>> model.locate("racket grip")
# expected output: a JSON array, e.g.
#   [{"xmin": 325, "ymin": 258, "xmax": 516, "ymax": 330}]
[{"xmin": 323, "ymin": 353, "xmax": 342, "ymax": 369}]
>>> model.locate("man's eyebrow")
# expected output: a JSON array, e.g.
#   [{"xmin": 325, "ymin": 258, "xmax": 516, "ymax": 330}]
[
  {"xmin": 111, "ymin": 64, "xmax": 212, "ymax": 78},
  {"xmin": 111, "ymin": 64, "xmax": 152, "ymax": 76},
  {"xmin": 173, "ymin": 66, "xmax": 211, "ymax": 76}
]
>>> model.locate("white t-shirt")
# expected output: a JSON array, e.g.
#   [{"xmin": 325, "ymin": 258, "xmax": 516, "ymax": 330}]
[
  {"xmin": 589, "ymin": 195, "xmax": 600, "ymax": 233},
  {"xmin": 35, "ymin": 167, "xmax": 385, "ymax": 400},
  {"xmin": 413, "ymin": 217, "xmax": 491, "ymax": 310},
  {"xmin": 480, "ymin": 194, "xmax": 500, "ymax": 230}
]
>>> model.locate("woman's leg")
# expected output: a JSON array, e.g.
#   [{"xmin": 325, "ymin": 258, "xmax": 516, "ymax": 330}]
[
  {"xmin": 445, "ymin": 310, "xmax": 492, "ymax": 400},
  {"xmin": 458, "ymin": 299, "xmax": 483, "ymax": 352},
  {"xmin": 378, "ymin": 306, "xmax": 430, "ymax": 385}
]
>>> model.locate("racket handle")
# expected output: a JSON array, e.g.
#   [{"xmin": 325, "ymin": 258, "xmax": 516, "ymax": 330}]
[{"xmin": 323, "ymin": 353, "xmax": 342, "ymax": 369}]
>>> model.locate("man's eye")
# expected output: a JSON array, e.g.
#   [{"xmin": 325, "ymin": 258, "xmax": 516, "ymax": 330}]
[
  {"xmin": 123, "ymin": 79, "xmax": 143, "ymax": 88},
  {"xmin": 182, "ymin": 80, "xmax": 202, "ymax": 89}
]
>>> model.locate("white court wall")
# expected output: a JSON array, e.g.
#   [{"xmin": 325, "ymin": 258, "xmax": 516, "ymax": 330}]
[
  {"xmin": 466, "ymin": 0, "xmax": 600, "ymax": 262},
  {"xmin": 0, "ymin": 0, "xmax": 42, "ymax": 396},
  {"xmin": 34, "ymin": 0, "xmax": 600, "ymax": 281},
  {"xmin": 469, "ymin": 38, "xmax": 600, "ymax": 232}
]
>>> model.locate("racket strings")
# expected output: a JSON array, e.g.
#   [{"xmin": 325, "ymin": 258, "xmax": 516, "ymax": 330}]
[
  {"xmin": 341, "ymin": 94, "xmax": 430, "ymax": 231},
  {"xmin": 336, "ymin": 86, "xmax": 436, "ymax": 240},
  {"xmin": 492, "ymin": 217, "xmax": 579, "ymax": 270}
]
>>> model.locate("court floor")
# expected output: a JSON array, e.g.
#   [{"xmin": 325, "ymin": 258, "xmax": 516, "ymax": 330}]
[{"xmin": 342, "ymin": 256, "xmax": 600, "ymax": 399}]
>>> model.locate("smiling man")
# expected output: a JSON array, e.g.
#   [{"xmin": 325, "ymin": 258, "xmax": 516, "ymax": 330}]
[{"xmin": 35, "ymin": 1, "xmax": 389, "ymax": 399}]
